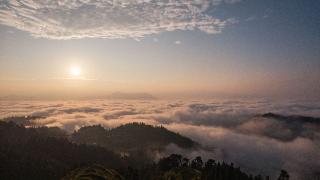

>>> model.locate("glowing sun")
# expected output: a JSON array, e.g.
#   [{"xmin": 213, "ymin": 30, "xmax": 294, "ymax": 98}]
[{"xmin": 70, "ymin": 66, "xmax": 81, "ymax": 77}]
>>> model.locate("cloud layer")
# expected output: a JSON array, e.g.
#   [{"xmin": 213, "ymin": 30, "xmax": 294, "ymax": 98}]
[
  {"xmin": 0, "ymin": 0, "xmax": 234, "ymax": 39},
  {"xmin": 1, "ymin": 99, "xmax": 320, "ymax": 179}
]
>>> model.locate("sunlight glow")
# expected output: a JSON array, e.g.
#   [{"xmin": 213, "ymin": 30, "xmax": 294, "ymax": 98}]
[{"xmin": 70, "ymin": 66, "xmax": 81, "ymax": 77}]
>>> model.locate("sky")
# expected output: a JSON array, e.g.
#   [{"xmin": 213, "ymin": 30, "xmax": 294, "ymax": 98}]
[{"xmin": 0, "ymin": 0, "xmax": 319, "ymax": 100}]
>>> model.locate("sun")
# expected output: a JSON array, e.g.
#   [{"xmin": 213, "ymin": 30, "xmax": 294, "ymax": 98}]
[{"xmin": 70, "ymin": 66, "xmax": 81, "ymax": 77}]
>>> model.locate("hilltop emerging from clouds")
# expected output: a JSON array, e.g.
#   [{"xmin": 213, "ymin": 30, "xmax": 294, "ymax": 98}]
[{"xmin": 1, "ymin": 99, "xmax": 320, "ymax": 179}]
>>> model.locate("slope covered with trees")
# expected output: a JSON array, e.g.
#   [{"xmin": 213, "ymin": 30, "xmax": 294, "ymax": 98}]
[
  {"xmin": 63, "ymin": 154, "xmax": 275, "ymax": 180},
  {"xmin": 0, "ymin": 120, "xmax": 288, "ymax": 179},
  {"xmin": 71, "ymin": 123, "xmax": 198, "ymax": 152},
  {"xmin": 0, "ymin": 121, "xmax": 123, "ymax": 180}
]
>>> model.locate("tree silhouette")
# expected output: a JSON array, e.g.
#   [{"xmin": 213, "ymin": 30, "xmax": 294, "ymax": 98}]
[
  {"xmin": 277, "ymin": 170, "xmax": 290, "ymax": 180},
  {"xmin": 191, "ymin": 156, "xmax": 203, "ymax": 170}
]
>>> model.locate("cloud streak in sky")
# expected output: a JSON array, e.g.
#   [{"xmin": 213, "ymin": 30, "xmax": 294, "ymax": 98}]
[{"xmin": 0, "ymin": 0, "xmax": 235, "ymax": 39}]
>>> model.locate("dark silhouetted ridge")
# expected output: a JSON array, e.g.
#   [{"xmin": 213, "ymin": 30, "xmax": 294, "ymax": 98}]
[
  {"xmin": 261, "ymin": 112, "xmax": 320, "ymax": 124},
  {"xmin": 0, "ymin": 121, "xmax": 123, "ymax": 180},
  {"xmin": 72, "ymin": 123, "xmax": 198, "ymax": 152}
]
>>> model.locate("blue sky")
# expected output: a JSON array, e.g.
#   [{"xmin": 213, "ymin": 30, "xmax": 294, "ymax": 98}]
[{"xmin": 0, "ymin": 0, "xmax": 319, "ymax": 99}]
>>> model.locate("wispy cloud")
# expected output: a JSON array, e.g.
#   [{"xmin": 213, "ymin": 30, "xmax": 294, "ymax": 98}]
[
  {"xmin": 0, "ymin": 77, "xmax": 98, "ymax": 81},
  {"xmin": 49, "ymin": 77, "xmax": 99, "ymax": 81},
  {"xmin": 175, "ymin": 40, "xmax": 181, "ymax": 44},
  {"xmin": 0, "ymin": 0, "xmax": 234, "ymax": 39}
]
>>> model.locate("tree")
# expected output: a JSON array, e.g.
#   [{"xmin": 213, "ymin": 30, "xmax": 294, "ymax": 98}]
[
  {"xmin": 158, "ymin": 154, "xmax": 183, "ymax": 171},
  {"xmin": 204, "ymin": 159, "xmax": 216, "ymax": 169},
  {"xmin": 182, "ymin": 158, "xmax": 189, "ymax": 167},
  {"xmin": 191, "ymin": 156, "xmax": 203, "ymax": 170},
  {"xmin": 277, "ymin": 170, "xmax": 289, "ymax": 180}
]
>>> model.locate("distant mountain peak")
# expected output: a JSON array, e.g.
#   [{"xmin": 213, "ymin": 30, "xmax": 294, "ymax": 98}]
[
  {"xmin": 261, "ymin": 112, "xmax": 284, "ymax": 119},
  {"xmin": 260, "ymin": 112, "xmax": 320, "ymax": 124},
  {"xmin": 108, "ymin": 92, "xmax": 156, "ymax": 100}
]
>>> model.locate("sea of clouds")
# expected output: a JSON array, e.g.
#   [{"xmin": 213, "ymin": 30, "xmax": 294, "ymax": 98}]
[{"xmin": 1, "ymin": 99, "xmax": 320, "ymax": 179}]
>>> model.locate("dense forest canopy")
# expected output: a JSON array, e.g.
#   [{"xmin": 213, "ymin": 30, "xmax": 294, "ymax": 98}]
[
  {"xmin": 0, "ymin": 119, "xmax": 291, "ymax": 180},
  {"xmin": 72, "ymin": 123, "xmax": 198, "ymax": 151}
]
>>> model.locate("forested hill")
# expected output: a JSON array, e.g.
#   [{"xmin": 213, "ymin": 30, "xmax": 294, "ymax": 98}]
[
  {"xmin": 72, "ymin": 123, "xmax": 198, "ymax": 151},
  {"xmin": 62, "ymin": 154, "xmax": 279, "ymax": 180},
  {"xmin": 0, "ymin": 120, "xmax": 286, "ymax": 180},
  {"xmin": 0, "ymin": 121, "xmax": 123, "ymax": 180}
]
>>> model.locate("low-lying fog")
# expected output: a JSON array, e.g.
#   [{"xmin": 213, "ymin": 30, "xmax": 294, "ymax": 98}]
[{"xmin": 1, "ymin": 99, "xmax": 320, "ymax": 180}]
